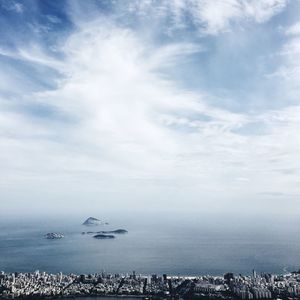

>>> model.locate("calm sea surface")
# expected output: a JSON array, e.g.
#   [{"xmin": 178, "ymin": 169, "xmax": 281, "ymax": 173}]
[{"xmin": 0, "ymin": 213, "xmax": 300, "ymax": 276}]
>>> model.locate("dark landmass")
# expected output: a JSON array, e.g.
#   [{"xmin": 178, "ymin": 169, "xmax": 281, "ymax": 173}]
[
  {"xmin": 97, "ymin": 229, "xmax": 128, "ymax": 234},
  {"xmin": 81, "ymin": 229, "xmax": 128, "ymax": 235},
  {"xmin": 93, "ymin": 234, "xmax": 115, "ymax": 239}
]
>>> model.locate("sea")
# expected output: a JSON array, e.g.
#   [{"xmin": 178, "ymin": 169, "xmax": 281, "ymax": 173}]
[{"xmin": 0, "ymin": 212, "xmax": 300, "ymax": 277}]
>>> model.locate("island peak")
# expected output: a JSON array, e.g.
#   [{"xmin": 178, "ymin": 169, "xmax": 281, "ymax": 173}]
[{"xmin": 82, "ymin": 217, "xmax": 103, "ymax": 226}]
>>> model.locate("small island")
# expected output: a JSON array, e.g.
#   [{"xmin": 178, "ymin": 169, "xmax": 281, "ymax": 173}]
[
  {"xmin": 97, "ymin": 229, "xmax": 128, "ymax": 234},
  {"xmin": 82, "ymin": 229, "xmax": 128, "ymax": 235},
  {"xmin": 82, "ymin": 217, "xmax": 106, "ymax": 226},
  {"xmin": 44, "ymin": 233, "xmax": 64, "ymax": 239},
  {"xmin": 93, "ymin": 234, "xmax": 115, "ymax": 239}
]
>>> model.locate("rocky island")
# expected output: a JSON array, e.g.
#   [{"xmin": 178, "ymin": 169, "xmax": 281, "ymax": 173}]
[
  {"xmin": 44, "ymin": 233, "xmax": 64, "ymax": 239},
  {"xmin": 93, "ymin": 234, "xmax": 115, "ymax": 239},
  {"xmin": 82, "ymin": 217, "xmax": 107, "ymax": 226},
  {"xmin": 82, "ymin": 229, "xmax": 128, "ymax": 235},
  {"xmin": 97, "ymin": 229, "xmax": 128, "ymax": 234}
]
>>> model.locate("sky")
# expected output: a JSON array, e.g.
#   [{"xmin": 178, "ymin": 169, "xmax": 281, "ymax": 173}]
[{"xmin": 1, "ymin": 0, "xmax": 300, "ymax": 216}]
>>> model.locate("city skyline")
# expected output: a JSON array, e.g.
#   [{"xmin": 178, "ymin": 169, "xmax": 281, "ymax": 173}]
[
  {"xmin": 1, "ymin": 0, "xmax": 300, "ymax": 215},
  {"xmin": 2, "ymin": 268, "xmax": 300, "ymax": 299}
]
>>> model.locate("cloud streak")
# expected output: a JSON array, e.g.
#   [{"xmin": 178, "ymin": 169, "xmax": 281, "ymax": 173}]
[{"xmin": 116, "ymin": 0, "xmax": 288, "ymax": 35}]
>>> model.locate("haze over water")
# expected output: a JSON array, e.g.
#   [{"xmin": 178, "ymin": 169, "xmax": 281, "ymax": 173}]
[{"xmin": 0, "ymin": 213, "xmax": 299, "ymax": 276}]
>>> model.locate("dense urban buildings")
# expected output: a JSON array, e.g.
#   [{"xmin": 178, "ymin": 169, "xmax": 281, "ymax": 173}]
[{"xmin": 1, "ymin": 269, "xmax": 300, "ymax": 299}]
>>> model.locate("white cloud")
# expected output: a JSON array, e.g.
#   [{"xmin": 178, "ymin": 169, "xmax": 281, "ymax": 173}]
[
  {"xmin": 271, "ymin": 22, "xmax": 300, "ymax": 96},
  {"xmin": 2, "ymin": 5, "xmax": 300, "ymax": 214},
  {"xmin": 0, "ymin": 45, "xmax": 63, "ymax": 70},
  {"xmin": 1, "ymin": 1, "xmax": 24, "ymax": 13},
  {"xmin": 285, "ymin": 22, "xmax": 300, "ymax": 36},
  {"xmin": 0, "ymin": 23, "xmax": 250, "ymax": 199},
  {"xmin": 242, "ymin": 0, "xmax": 287, "ymax": 23},
  {"xmin": 122, "ymin": 0, "xmax": 288, "ymax": 35}
]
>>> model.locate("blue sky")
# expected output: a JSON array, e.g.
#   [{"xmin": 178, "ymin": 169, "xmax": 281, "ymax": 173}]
[{"xmin": 1, "ymin": 0, "xmax": 300, "ymax": 215}]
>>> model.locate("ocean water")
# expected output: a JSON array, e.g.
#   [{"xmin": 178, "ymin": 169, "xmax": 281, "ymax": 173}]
[{"xmin": 0, "ymin": 213, "xmax": 300, "ymax": 276}]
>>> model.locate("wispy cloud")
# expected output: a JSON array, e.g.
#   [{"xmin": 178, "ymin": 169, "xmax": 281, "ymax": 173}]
[
  {"xmin": 0, "ymin": 0, "xmax": 24, "ymax": 14},
  {"xmin": 270, "ymin": 21, "xmax": 300, "ymax": 99},
  {"xmin": 0, "ymin": 0, "xmax": 299, "ymax": 214},
  {"xmin": 118, "ymin": 0, "xmax": 288, "ymax": 35}
]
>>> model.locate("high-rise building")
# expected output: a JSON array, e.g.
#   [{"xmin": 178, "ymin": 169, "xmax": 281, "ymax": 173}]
[{"xmin": 224, "ymin": 272, "xmax": 234, "ymax": 284}]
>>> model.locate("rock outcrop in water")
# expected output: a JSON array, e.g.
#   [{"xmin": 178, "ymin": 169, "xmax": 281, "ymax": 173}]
[
  {"xmin": 82, "ymin": 229, "xmax": 128, "ymax": 235},
  {"xmin": 45, "ymin": 233, "xmax": 64, "ymax": 239},
  {"xmin": 93, "ymin": 234, "xmax": 115, "ymax": 239},
  {"xmin": 97, "ymin": 229, "xmax": 128, "ymax": 234},
  {"xmin": 82, "ymin": 217, "xmax": 103, "ymax": 226}
]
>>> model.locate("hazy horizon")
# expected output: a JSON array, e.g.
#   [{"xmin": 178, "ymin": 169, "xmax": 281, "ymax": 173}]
[{"xmin": 1, "ymin": 211, "xmax": 300, "ymax": 276}]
